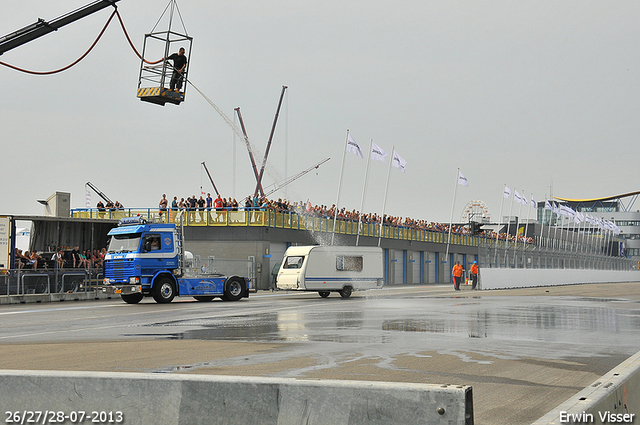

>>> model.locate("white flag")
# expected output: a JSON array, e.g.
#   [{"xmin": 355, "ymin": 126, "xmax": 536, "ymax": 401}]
[
  {"xmin": 346, "ymin": 134, "xmax": 363, "ymax": 158},
  {"xmin": 544, "ymin": 200, "xmax": 552, "ymax": 210},
  {"xmin": 514, "ymin": 190, "xmax": 522, "ymax": 204},
  {"xmin": 559, "ymin": 204, "xmax": 575, "ymax": 218},
  {"xmin": 457, "ymin": 170, "xmax": 468, "ymax": 187},
  {"xmin": 392, "ymin": 150, "xmax": 407, "ymax": 173},
  {"xmin": 611, "ymin": 221, "xmax": 619, "ymax": 234},
  {"xmin": 504, "ymin": 186, "xmax": 512, "ymax": 199},
  {"xmin": 370, "ymin": 142, "xmax": 387, "ymax": 163},
  {"xmin": 521, "ymin": 193, "xmax": 528, "ymax": 206},
  {"xmin": 530, "ymin": 195, "xmax": 536, "ymax": 208}
]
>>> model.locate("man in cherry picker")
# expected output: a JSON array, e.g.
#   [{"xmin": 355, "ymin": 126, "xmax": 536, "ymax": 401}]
[{"xmin": 164, "ymin": 47, "xmax": 187, "ymax": 92}]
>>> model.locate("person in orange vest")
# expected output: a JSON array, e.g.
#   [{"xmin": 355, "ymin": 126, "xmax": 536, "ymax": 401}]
[
  {"xmin": 452, "ymin": 261, "xmax": 463, "ymax": 291},
  {"xmin": 470, "ymin": 261, "xmax": 479, "ymax": 290}
]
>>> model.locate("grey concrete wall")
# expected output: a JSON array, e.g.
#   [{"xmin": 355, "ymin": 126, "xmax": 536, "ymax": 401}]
[
  {"xmin": 480, "ymin": 269, "xmax": 640, "ymax": 290},
  {"xmin": 0, "ymin": 291, "xmax": 115, "ymax": 305},
  {"xmin": 533, "ymin": 350, "xmax": 640, "ymax": 424},
  {"xmin": 0, "ymin": 370, "xmax": 473, "ymax": 425}
]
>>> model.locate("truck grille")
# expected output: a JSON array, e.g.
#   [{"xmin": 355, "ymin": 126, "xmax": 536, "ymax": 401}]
[{"xmin": 105, "ymin": 258, "xmax": 136, "ymax": 280}]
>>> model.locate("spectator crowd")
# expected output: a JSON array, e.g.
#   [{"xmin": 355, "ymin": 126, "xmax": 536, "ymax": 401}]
[
  {"xmin": 14, "ymin": 246, "xmax": 107, "ymax": 270},
  {"xmin": 154, "ymin": 193, "xmax": 536, "ymax": 245}
]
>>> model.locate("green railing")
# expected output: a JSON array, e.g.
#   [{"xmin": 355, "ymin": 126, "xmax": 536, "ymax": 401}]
[{"xmin": 72, "ymin": 208, "xmax": 484, "ymax": 248}]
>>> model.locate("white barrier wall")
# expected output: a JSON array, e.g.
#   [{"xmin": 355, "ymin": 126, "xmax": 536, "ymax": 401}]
[
  {"xmin": 533, "ymin": 350, "xmax": 640, "ymax": 424},
  {"xmin": 0, "ymin": 371, "xmax": 473, "ymax": 425},
  {"xmin": 480, "ymin": 269, "xmax": 640, "ymax": 290}
]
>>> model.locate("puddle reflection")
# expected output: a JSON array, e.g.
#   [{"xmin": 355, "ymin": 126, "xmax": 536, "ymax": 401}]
[{"xmin": 137, "ymin": 299, "xmax": 640, "ymax": 346}]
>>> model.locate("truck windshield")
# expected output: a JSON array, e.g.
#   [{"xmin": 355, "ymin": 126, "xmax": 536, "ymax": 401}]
[{"xmin": 107, "ymin": 234, "xmax": 142, "ymax": 253}]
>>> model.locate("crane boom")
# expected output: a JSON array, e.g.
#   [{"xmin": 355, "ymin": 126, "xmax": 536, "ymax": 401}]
[
  {"xmin": 253, "ymin": 85, "xmax": 287, "ymax": 198},
  {"xmin": 86, "ymin": 181, "xmax": 113, "ymax": 204},
  {"xmin": 262, "ymin": 158, "xmax": 330, "ymax": 198},
  {"xmin": 201, "ymin": 162, "xmax": 220, "ymax": 197},
  {"xmin": 0, "ymin": 0, "xmax": 121, "ymax": 56}
]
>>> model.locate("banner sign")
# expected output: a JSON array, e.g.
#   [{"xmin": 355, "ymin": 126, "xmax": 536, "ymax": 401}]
[{"xmin": 0, "ymin": 216, "xmax": 10, "ymax": 269}]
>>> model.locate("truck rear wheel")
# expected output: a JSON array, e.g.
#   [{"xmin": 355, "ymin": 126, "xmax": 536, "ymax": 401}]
[
  {"xmin": 318, "ymin": 291, "xmax": 330, "ymax": 298},
  {"xmin": 222, "ymin": 277, "xmax": 244, "ymax": 301},
  {"xmin": 153, "ymin": 277, "xmax": 176, "ymax": 303},
  {"xmin": 339, "ymin": 286, "xmax": 352, "ymax": 299},
  {"xmin": 122, "ymin": 293, "xmax": 143, "ymax": 304}
]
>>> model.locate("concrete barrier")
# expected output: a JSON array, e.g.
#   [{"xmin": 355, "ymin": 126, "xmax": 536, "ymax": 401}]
[
  {"xmin": 480, "ymin": 269, "xmax": 639, "ymax": 290},
  {"xmin": 0, "ymin": 291, "xmax": 115, "ymax": 305},
  {"xmin": 533, "ymin": 350, "xmax": 640, "ymax": 424},
  {"xmin": 0, "ymin": 370, "xmax": 473, "ymax": 425}
]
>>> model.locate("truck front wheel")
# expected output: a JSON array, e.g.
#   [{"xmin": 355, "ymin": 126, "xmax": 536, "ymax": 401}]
[
  {"xmin": 222, "ymin": 277, "xmax": 244, "ymax": 301},
  {"xmin": 153, "ymin": 277, "xmax": 176, "ymax": 303},
  {"xmin": 121, "ymin": 293, "xmax": 143, "ymax": 304},
  {"xmin": 318, "ymin": 291, "xmax": 330, "ymax": 298}
]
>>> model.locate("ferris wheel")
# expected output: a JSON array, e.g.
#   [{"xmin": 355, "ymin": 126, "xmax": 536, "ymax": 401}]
[{"xmin": 461, "ymin": 200, "xmax": 491, "ymax": 222}]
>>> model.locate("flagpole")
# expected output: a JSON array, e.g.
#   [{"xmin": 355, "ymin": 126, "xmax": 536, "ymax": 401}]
[
  {"xmin": 377, "ymin": 145, "xmax": 395, "ymax": 247},
  {"xmin": 515, "ymin": 190, "xmax": 524, "ymax": 265},
  {"xmin": 591, "ymin": 218, "xmax": 596, "ymax": 265},
  {"xmin": 522, "ymin": 193, "xmax": 532, "ymax": 266},
  {"xmin": 546, "ymin": 203, "xmax": 553, "ymax": 252},
  {"xmin": 552, "ymin": 203, "xmax": 559, "ymax": 253},
  {"xmin": 579, "ymin": 213, "xmax": 587, "ymax": 268},
  {"xmin": 356, "ymin": 139, "xmax": 373, "ymax": 246},
  {"xmin": 331, "ymin": 130, "xmax": 350, "ymax": 245},
  {"xmin": 504, "ymin": 191, "xmax": 515, "ymax": 265},
  {"xmin": 538, "ymin": 200, "xmax": 546, "ymax": 266},
  {"xmin": 538, "ymin": 201, "xmax": 545, "ymax": 252},
  {"xmin": 494, "ymin": 184, "xmax": 506, "ymax": 267},
  {"xmin": 444, "ymin": 168, "xmax": 460, "ymax": 265}
]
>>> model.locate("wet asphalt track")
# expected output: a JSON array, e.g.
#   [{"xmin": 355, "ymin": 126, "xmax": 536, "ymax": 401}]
[{"xmin": 2, "ymin": 282, "xmax": 640, "ymax": 424}]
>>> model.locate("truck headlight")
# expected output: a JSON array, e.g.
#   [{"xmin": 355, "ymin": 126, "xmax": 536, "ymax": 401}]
[{"xmin": 129, "ymin": 277, "xmax": 140, "ymax": 284}]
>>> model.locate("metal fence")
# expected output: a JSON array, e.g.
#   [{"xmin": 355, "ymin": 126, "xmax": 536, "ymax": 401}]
[
  {"xmin": 70, "ymin": 207, "xmax": 633, "ymax": 270},
  {"xmin": 478, "ymin": 241, "xmax": 635, "ymax": 270},
  {"xmin": 73, "ymin": 208, "xmax": 483, "ymax": 247},
  {"xmin": 0, "ymin": 267, "xmax": 103, "ymax": 296}
]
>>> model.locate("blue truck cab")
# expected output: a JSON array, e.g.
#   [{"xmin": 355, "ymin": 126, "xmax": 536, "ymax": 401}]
[{"xmin": 104, "ymin": 216, "xmax": 250, "ymax": 304}]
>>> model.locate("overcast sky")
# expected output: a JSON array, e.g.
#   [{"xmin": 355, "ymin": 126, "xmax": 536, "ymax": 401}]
[{"xmin": 1, "ymin": 1, "xmax": 639, "ymax": 223}]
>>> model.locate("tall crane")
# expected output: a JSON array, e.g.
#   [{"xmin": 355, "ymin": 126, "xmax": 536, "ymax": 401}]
[
  {"xmin": 85, "ymin": 182, "xmax": 113, "ymax": 204},
  {"xmin": 0, "ymin": 0, "xmax": 121, "ymax": 55},
  {"xmin": 261, "ymin": 158, "xmax": 330, "ymax": 198},
  {"xmin": 201, "ymin": 162, "xmax": 220, "ymax": 197}
]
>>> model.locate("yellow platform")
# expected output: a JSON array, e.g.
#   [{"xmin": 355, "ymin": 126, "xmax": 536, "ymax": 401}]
[{"xmin": 137, "ymin": 87, "xmax": 184, "ymax": 106}]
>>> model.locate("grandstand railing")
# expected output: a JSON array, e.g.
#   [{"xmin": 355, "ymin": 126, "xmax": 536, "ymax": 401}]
[
  {"xmin": 72, "ymin": 207, "xmax": 627, "ymax": 258},
  {"xmin": 72, "ymin": 207, "xmax": 486, "ymax": 247}
]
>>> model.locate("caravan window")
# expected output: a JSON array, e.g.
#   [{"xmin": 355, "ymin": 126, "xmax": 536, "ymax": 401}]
[
  {"xmin": 283, "ymin": 256, "xmax": 305, "ymax": 269},
  {"xmin": 336, "ymin": 256, "xmax": 363, "ymax": 272}
]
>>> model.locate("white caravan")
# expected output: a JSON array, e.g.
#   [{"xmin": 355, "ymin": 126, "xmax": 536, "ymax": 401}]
[{"xmin": 276, "ymin": 245, "xmax": 384, "ymax": 298}]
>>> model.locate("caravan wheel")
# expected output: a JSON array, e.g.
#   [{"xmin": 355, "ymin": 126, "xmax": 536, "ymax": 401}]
[
  {"xmin": 318, "ymin": 291, "xmax": 330, "ymax": 298},
  {"xmin": 339, "ymin": 286, "xmax": 352, "ymax": 299}
]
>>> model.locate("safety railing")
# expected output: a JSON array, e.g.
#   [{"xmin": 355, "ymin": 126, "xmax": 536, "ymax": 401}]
[
  {"xmin": 72, "ymin": 208, "xmax": 485, "ymax": 248},
  {"xmin": 0, "ymin": 267, "xmax": 104, "ymax": 296},
  {"xmin": 73, "ymin": 208, "xmax": 627, "ymax": 261}
]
